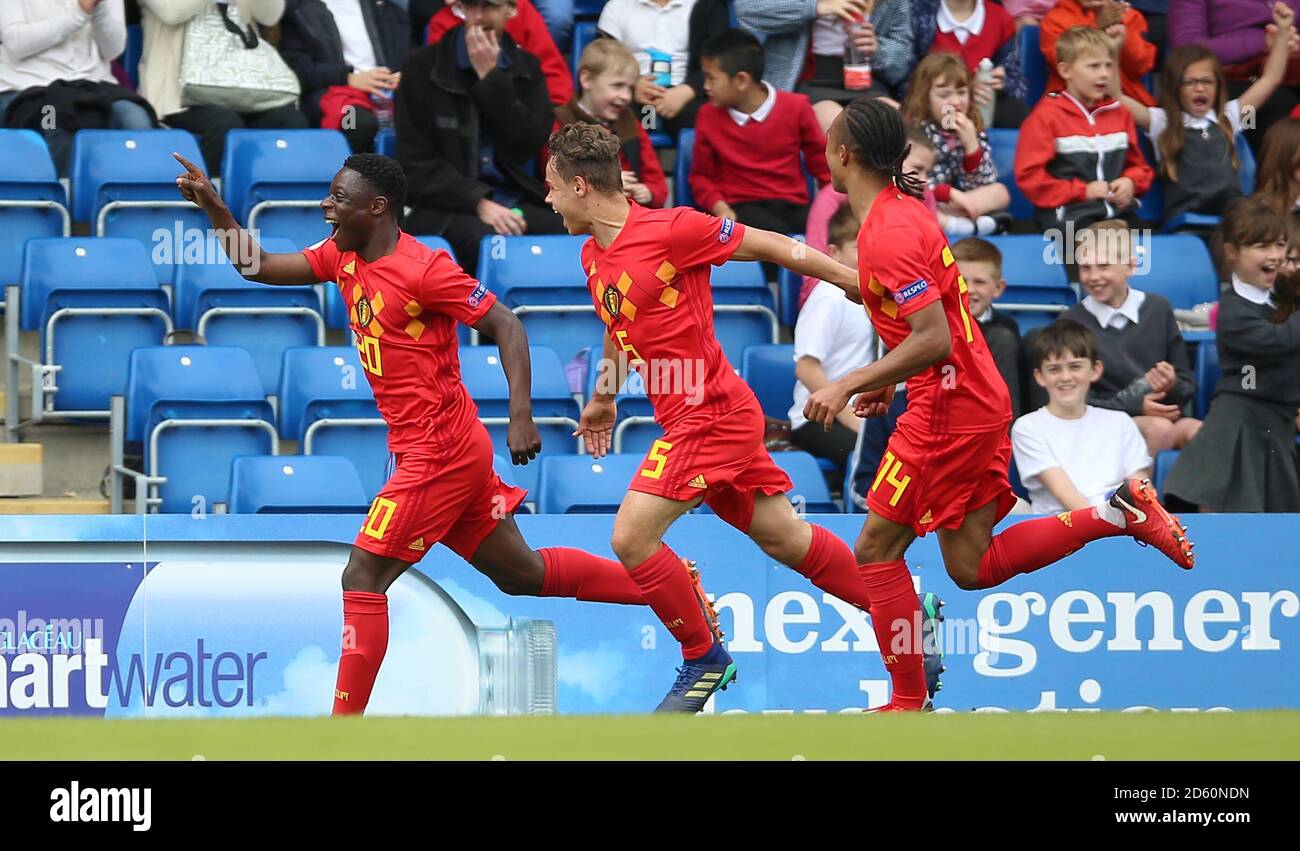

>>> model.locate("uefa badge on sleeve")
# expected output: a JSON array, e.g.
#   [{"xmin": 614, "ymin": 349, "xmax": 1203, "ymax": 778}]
[{"xmin": 718, "ymin": 218, "xmax": 734, "ymax": 244}]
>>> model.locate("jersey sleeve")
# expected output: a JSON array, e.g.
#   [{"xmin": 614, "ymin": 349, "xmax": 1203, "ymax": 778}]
[
  {"xmin": 301, "ymin": 237, "xmax": 341, "ymax": 282},
  {"xmin": 667, "ymin": 207, "xmax": 746, "ymax": 270},
  {"xmin": 418, "ymin": 250, "xmax": 499, "ymax": 326},
  {"xmin": 867, "ymin": 224, "xmax": 943, "ymax": 317}
]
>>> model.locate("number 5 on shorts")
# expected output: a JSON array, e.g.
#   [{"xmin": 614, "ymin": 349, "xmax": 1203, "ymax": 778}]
[
  {"xmin": 640, "ymin": 439, "xmax": 673, "ymax": 480},
  {"xmin": 871, "ymin": 450, "xmax": 912, "ymax": 507}
]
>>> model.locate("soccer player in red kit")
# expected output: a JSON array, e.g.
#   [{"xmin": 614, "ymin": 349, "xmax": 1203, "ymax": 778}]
[
  {"xmin": 544, "ymin": 123, "xmax": 944, "ymax": 713},
  {"xmin": 174, "ymin": 152, "xmax": 723, "ymax": 716},
  {"xmin": 804, "ymin": 99, "xmax": 1194, "ymax": 707}
]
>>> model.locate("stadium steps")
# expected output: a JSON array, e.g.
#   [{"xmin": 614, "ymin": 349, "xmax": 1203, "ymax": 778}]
[{"xmin": 0, "ymin": 495, "xmax": 108, "ymax": 514}]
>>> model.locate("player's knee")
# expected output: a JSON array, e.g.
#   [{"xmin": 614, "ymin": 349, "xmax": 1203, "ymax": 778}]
[
  {"xmin": 949, "ymin": 563, "xmax": 981, "ymax": 591},
  {"xmin": 854, "ymin": 530, "xmax": 900, "ymax": 566},
  {"xmin": 490, "ymin": 569, "xmax": 535, "ymax": 597},
  {"xmin": 609, "ymin": 526, "xmax": 654, "ymax": 567},
  {"xmin": 341, "ymin": 550, "xmax": 390, "ymax": 593}
]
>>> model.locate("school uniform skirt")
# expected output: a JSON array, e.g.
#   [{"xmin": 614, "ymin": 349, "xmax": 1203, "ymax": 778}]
[{"xmin": 1164, "ymin": 392, "xmax": 1300, "ymax": 512}]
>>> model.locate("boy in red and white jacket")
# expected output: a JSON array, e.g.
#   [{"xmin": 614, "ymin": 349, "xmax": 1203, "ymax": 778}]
[{"xmin": 1014, "ymin": 26, "xmax": 1153, "ymax": 235}]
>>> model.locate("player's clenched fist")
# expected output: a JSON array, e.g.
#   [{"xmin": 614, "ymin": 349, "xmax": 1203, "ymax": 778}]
[
  {"xmin": 853, "ymin": 384, "xmax": 895, "ymax": 418},
  {"xmin": 804, "ymin": 381, "xmax": 851, "ymax": 431},
  {"xmin": 574, "ymin": 397, "xmax": 616, "ymax": 458},
  {"xmin": 507, "ymin": 417, "xmax": 542, "ymax": 465}
]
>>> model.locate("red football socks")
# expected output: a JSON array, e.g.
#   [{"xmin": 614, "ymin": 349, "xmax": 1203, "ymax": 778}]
[
  {"xmin": 977, "ymin": 506, "xmax": 1124, "ymax": 589},
  {"xmin": 794, "ymin": 524, "xmax": 874, "ymax": 611},
  {"xmin": 539, "ymin": 547, "xmax": 645, "ymax": 605},
  {"xmin": 628, "ymin": 543, "xmax": 716, "ymax": 660},
  {"xmin": 332, "ymin": 590, "xmax": 389, "ymax": 716},
  {"xmin": 858, "ymin": 559, "xmax": 928, "ymax": 710}
]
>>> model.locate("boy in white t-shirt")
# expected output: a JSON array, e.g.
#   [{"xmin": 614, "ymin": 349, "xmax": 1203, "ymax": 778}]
[
  {"xmin": 788, "ymin": 201, "xmax": 876, "ymax": 469},
  {"xmin": 1012, "ymin": 318, "xmax": 1151, "ymax": 514}
]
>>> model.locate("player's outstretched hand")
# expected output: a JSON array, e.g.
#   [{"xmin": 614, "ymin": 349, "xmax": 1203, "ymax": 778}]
[
  {"xmin": 804, "ymin": 382, "xmax": 851, "ymax": 431},
  {"xmin": 173, "ymin": 152, "xmax": 221, "ymax": 211},
  {"xmin": 574, "ymin": 398, "xmax": 616, "ymax": 458},
  {"xmin": 507, "ymin": 417, "xmax": 542, "ymax": 465},
  {"xmin": 853, "ymin": 384, "xmax": 895, "ymax": 418}
]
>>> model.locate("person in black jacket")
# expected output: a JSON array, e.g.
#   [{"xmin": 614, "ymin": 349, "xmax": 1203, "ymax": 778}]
[
  {"xmin": 951, "ymin": 237, "xmax": 1026, "ymax": 420},
  {"xmin": 279, "ymin": 0, "xmax": 412, "ymax": 153},
  {"xmin": 396, "ymin": 0, "xmax": 563, "ymax": 273}
]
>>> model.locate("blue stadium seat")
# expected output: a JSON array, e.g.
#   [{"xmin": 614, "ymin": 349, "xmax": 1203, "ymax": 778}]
[
  {"xmin": 229, "ymin": 455, "xmax": 370, "ymax": 514},
  {"xmin": 574, "ymin": 0, "xmax": 606, "ymax": 17},
  {"xmin": 572, "ymin": 21, "xmax": 598, "ymax": 86},
  {"xmin": 582, "ymin": 344, "xmax": 660, "ymax": 453},
  {"xmin": 71, "ymin": 130, "xmax": 210, "ymax": 284},
  {"xmin": 7, "ymin": 238, "xmax": 172, "ymax": 433},
  {"xmin": 1194, "ymin": 336, "xmax": 1220, "ymax": 420},
  {"xmin": 460, "ymin": 345, "xmax": 581, "ymax": 493},
  {"xmin": 987, "ymin": 128, "xmax": 1035, "ymax": 221},
  {"xmin": 741, "ymin": 344, "xmax": 795, "ymax": 420},
  {"xmin": 112, "ymin": 346, "xmax": 278, "ymax": 513},
  {"xmin": 124, "ymin": 24, "xmax": 143, "ymax": 88},
  {"xmin": 220, "ymin": 129, "xmax": 350, "ymax": 245},
  {"xmin": 374, "ymin": 127, "xmax": 396, "ymax": 157},
  {"xmin": 1162, "ymin": 133, "xmax": 1257, "ymax": 233},
  {"xmin": 537, "ymin": 453, "xmax": 644, "ymax": 514},
  {"xmin": 172, "ymin": 237, "xmax": 324, "ymax": 394},
  {"xmin": 778, "ymin": 234, "xmax": 806, "ymax": 326},
  {"xmin": 0, "ymin": 130, "xmax": 70, "ymax": 290},
  {"xmin": 1007, "ymin": 452, "xmax": 1030, "ymax": 502},
  {"xmin": 676, "ymin": 128, "xmax": 695, "ymax": 209},
  {"xmin": 710, "ymin": 261, "xmax": 780, "ymax": 364},
  {"xmin": 1019, "ymin": 25, "xmax": 1047, "ymax": 104},
  {"xmin": 1135, "ymin": 234, "xmax": 1218, "ymax": 308},
  {"xmin": 475, "ymin": 234, "xmax": 600, "ymax": 358},
  {"xmin": 1154, "ymin": 449, "xmax": 1180, "ymax": 499},
  {"xmin": 986, "ymin": 234, "xmax": 1075, "ymax": 332},
  {"xmin": 278, "ymin": 346, "xmax": 388, "ymax": 499}
]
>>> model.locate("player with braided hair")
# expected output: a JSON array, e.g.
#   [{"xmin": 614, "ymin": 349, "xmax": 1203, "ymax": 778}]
[{"xmin": 804, "ymin": 99, "xmax": 1196, "ymax": 710}]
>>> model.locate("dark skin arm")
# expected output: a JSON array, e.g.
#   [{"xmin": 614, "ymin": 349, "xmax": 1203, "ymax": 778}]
[
  {"xmin": 803, "ymin": 300, "xmax": 952, "ymax": 429},
  {"xmin": 173, "ymin": 152, "xmax": 319, "ymax": 285},
  {"xmin": 472, "ymin": 302, "xmax": 543, "ymax": 465},
  {"xmin": 732, "ymin": 226, "xmax": 862, "ymax": 303}
]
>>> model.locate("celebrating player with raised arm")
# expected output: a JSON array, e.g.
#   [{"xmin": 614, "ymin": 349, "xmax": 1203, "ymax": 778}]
[
  {"xmin": 174, "ymin": 151, "xmax": 723, "ymax": 716},
  {"xmin": 804, "ymin": 100, "xmax": 1194, "ymax": 667},
  {"xmin": 544, "ymin": 123, "xmax": 943, "ymax": 713}
]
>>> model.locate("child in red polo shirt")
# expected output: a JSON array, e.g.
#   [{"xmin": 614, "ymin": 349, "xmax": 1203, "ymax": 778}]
[{"xmin": 690, "ymin": 29, "xmax": 831, "ymax": 234}]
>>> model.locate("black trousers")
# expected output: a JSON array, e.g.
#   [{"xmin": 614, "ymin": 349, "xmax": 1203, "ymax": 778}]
[
  {"xmin": 732, "ymin": 199, "xmax": 809, "ymax": 236},
  {"xmin": 404, "ymin": 201, "xmax": 566, "ymax": 274},
  {"xmin": 791, "ymin": 420, "xmax": 858, "ymax": 472},
  {"xmin": 164, "ymin": 103, "xmax": 309, "ymax": 177}
]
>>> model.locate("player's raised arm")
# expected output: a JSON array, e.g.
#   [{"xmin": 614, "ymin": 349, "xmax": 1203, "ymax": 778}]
[
  {"xmin": 473, "ymin": 303, "xmax": 543, "ymax": 465},
  {"xmin": 172, "ymin": 152, "xmax": 319, "ymax": 286},
  {"xmin": 731, "ymin": 226, "xmax": 861, "ymax": 303},
  {"xmin": 803, "ymin": 300, "xmax": 952, "ymax": 430}
]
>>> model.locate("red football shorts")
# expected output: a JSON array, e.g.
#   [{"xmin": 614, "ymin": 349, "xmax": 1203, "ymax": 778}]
[
  {"xmin": 353, "ymin": 423, "xmax": 526, "ymax": 563},
  {"xmin": 627, "ymin": 397, "xmax": 792, "ymax": 533},
  {"xmin": 866, "ymin": 421, "xmax": 1017, "ymax": 537}
]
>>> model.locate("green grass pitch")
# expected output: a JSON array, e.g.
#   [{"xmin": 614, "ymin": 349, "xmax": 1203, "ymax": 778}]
[{"xmin": 3, "ymin": 712, "xmax": 1299, "ymax": 760}]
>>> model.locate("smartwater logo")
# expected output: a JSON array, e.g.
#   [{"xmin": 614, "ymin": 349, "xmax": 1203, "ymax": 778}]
[
  {"xmin": 0, "ymin": 637, "xmax": 267, "ymax": 713},
  {"xmin": 50, "ymin": 781, "xmax": 151, "ymax": 832}
]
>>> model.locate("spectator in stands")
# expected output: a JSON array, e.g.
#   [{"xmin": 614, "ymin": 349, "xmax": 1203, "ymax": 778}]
[
  {"xmin": 1121, "ymin": 11, "xmax": 1293, "ymax": 226},
  {"xmin": 788, "ymin": 202, "xmax": 876, "ymax": 470},
  {"xmin": 532, "ymin": 0, "xmax": 573, "ymax": 52},
  {"xmin": 1003, "ymin": 0, "xmax": 1057, "ymax": 30},
  {"xmin": 426, "ymin": 0, "xmax": 572, "ymax": 105},
  {"xmin": 1062, "ymin": 219, "xmax": 1201, "ymax": 455},
  {"xmin": 913, "ymin": 0, "xmax": 1031, "ymax": 128},
  {"xmin": 397, "ymin": 0, "xmax": 564, "ymax": 272},
  {"xmin": 1164, "ymin": 197, "xmax": 1300, "ymax": 511},
  {"xmin": 1042, "ymin": 0, "xmax": 1156, "ymax": 107},
  {"xmin": 1011, "ymin": 318, "xmax": 1152, "ymax": 514},
  {"xmin": 1, "ymin": 0, "xmax": 157, "ymax": 175},
  {"xmin": 417, "ymin": 0, "xmax": 571, "ymax": 54},
  {"xmin": 550, "ymin": 38, "xmax": 668, "ymax": 208},
  {"xmin": 1015, "ymin": 27, "xmax": 1153, "ymax": 235},
  {"xmin": 690, "ymin": 29, "xmax": 831, "ymax": 234},
  {"xmin": 952, "ymin": 237, "xmax": 1025, "ymax": 418},
  {"xmin": 279, "ymin": 0, "xmax": 411, "ymax": 154},
  {"xmin": 798, "ymin": 124, "xmax": 937, "ymax": 308},
  {"xmin": 734, "ymin": 0, "xmax": 916, "ymax": 112},
  {"xmin": 598, "ymin": 0, "xmax": 730, "ymax": 135},
  {"xmin": 902, "ymin": 53, "xmax": 1012, "ymax": 237},
  {"xmin": 137, "ymin": 0, "xmax": 308, "ymax": 177},
  {"xmin": 1254, "ymin": 117, "xmax": 1300, "ymax": 214}
]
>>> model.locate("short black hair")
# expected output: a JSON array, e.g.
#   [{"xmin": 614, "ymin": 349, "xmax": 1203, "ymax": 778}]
[
  {"xmin": 343, "ymin": 153, "xmax": 406, "ymax": 213},
  {"xmin": 701, "ymin": 29, "xmax": 765, "ymax": 81},
  {"xmin": 1033, "ymin": 318, "xmax": 1099, "ymax": 369}
]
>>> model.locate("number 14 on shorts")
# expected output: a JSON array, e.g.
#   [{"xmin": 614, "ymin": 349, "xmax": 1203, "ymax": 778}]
[{"xmin": 871, "ymin": 450, "xmax": 912, "ymax": 507}]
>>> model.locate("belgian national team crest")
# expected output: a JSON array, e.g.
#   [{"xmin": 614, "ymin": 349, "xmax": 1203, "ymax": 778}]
[
  {"xmin": 603, "ymin": 285, "xmax": 623, "ymax": 317},
  {"xmin": 356, "ymin": 295, "xmax": 374, "ymax": 327}
]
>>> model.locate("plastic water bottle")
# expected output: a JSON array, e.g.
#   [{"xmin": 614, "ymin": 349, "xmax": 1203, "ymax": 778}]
[
  {"xmin": 647, "ymin": 48, "xmax": 673, "ymax": 87},
  {"xmin": 371, "ymin": 90, "xmax": 394, "ymax": 130},
  {"xmin": 975, "ymin": 58, "xmax": 996, "ymax": 128},
  {"xmin": 843, "ymin": 15, "xmax": 873, "ymax": 91}
]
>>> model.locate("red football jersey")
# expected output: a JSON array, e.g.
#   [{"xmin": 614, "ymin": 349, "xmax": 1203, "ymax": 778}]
[
  {"xmin": 581, "ymin": 204, "xmax": 751, "ymax": 430},
  {"xmin": 302, "ymin": 232, "xmax": 495, "ymax": 455},
  {"xmin": 857, "ymin": 191, "xmax": 1011, "ymax": 433}
]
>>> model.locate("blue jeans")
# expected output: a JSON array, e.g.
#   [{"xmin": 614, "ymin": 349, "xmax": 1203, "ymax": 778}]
[
  {"xmin": 0, "ymin": 90, "xmax": 153, "ymax": 176},
  {"xmin": 532, "ymin": 0, "xmax": 574, "ymax": 52}
]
